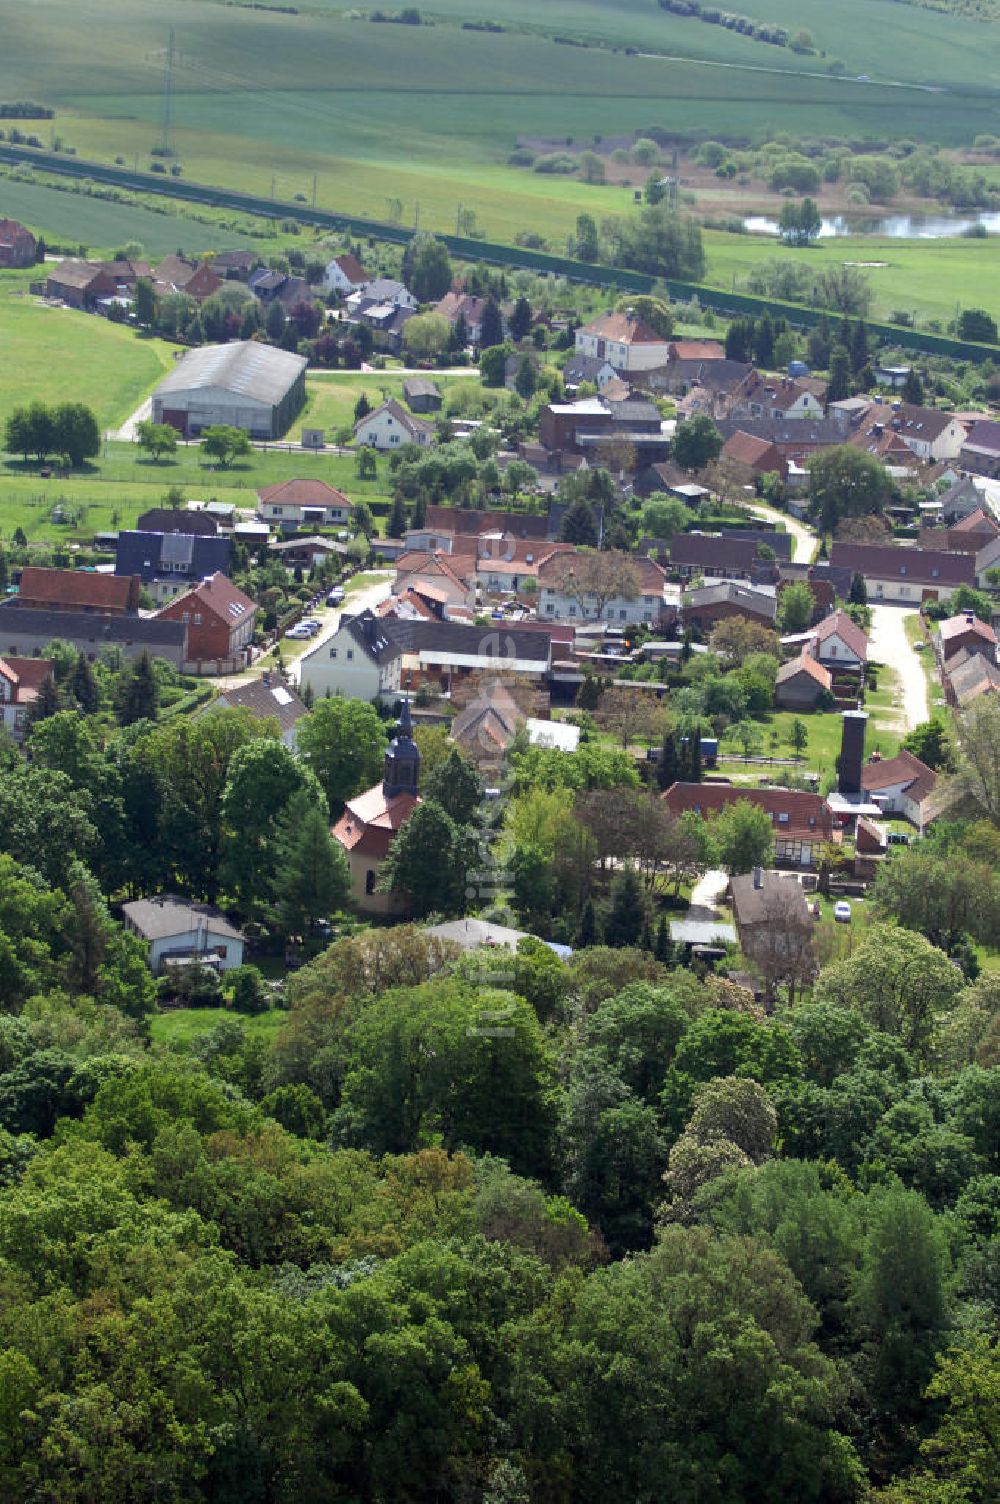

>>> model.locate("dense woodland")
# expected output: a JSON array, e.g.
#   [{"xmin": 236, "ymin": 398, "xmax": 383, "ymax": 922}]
[{"xmin": 0, "ymin": 667, "xmax": 999, "ymax": 1501}]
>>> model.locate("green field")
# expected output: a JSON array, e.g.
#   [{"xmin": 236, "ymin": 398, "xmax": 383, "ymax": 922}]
[
  {"xmin": 149, "ymin": 1005, "xmax": 287, "ymax": 1046},
  {"xmin": 2, "ymin": 0, "xmax": 997, "ymax": 258},
  {"xmin": 293, "ymin": 371, "xmax": 474, "ymax": 440}
]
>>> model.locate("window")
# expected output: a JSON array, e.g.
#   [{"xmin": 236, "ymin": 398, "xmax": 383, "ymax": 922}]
[
  {"xmin": 329, "ymin": 647, "xmax": 337, "ymax": 659},
  {"xmin": 194, "ymin": 613, "xmax": 202, "ymax": 625},
  {"xmin": 271, "ymin": 506, "xmax": 283, "ymax": 515},
  {"xmin": 365, "ymin": 870, "xmax": 376, "ymax": 895},
  {"xmin": 346, "ymin": 649, "xmax": 354, "ymax": 661}
]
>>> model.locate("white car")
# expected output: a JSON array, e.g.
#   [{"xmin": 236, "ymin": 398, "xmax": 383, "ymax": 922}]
[
  {"xmin": 284, "ymin": 624, "xmax": 313, "ymax": 640},
  {"xmin": 833, "ymin": 901, "xmax": 852, "ymax": 924}
]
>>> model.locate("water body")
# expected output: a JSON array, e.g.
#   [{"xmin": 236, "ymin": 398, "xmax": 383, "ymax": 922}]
[{"xmin": 743, "ymin": 210, "xmax": 1000, "ymax": 239}]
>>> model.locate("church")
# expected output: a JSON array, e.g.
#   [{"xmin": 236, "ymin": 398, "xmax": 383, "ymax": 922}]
[{"xmin": 331, "ymin": 700, "xmax": 421, "ymax": 914}]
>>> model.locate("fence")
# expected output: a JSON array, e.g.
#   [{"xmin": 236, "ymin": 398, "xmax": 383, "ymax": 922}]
[{"xmin": 5, "ymin": 143, "xmax": 1000, "ymax": 363}]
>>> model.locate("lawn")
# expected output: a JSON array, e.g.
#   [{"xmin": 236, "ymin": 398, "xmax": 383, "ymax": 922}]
[
  {"xmin": 292, "ymin": 372, "xmax": 476, "ymax": 442},
  {"xmin": 0, "ymin": 440, "xmax": 395, "ymax": 543},
  {"xmin": 0, "ymin": 270, "xmax": 178, "ymax": 429},
  {"xmin": 149, "ymin": 1005, "xmax": 287, "ymax": 1047}
]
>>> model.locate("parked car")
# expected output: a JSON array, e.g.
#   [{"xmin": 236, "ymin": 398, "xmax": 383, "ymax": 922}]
[
  {"xmin": 913, "ymin": 640, "xmax": 927, "ymax": 652},
  {"xmin": 887, "ymin": 831, "xmax": 911, "ymax": 846},
  {"xmin": 326, "ymin": 586, "xmax": 345, "ymax": 606},
  {"xmin": 299, "ymin": 618, "xmax": 321, "ymax": 634},
  {"xmin": 285, "ymin": 624, "xmax": 312, "ymax": 640},
  {"xmin": 833, "ymin": 901, "xmax": 852, "ymax": 924}
]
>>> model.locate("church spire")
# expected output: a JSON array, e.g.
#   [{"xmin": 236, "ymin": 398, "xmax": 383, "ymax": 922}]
[{"xmin": 382, "ymin": 696, "xmax": 420, "ymax": 799}]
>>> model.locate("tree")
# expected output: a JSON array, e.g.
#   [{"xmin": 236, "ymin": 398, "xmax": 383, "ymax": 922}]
[
  {"xmin": 479, "ymin": 342, "xmax": 511, "ymax": 387},
  {"xmin": 134, "ymin": 275, "xmax": 157, "ymax": 326},
  {"xmin": 265, "ymin": 298, "xmax": 286, "ymax": 341},
  {"xmin": 544, "ymin": 549, "xmax": 639, "ymax": 618},
  {"xmin": 672, "ymin": 414, "xmax": 722, "ymax": 472},
  {"xmin": 956, "ymin": 307, "xmax": 998, "ymax": 344},
  {"xmin": 901, "ymin": 718, "xmax": 955, "ymax": 772},
  {"xmin": 51, "ymin": 401, "xmax": 100, "ymax": 467},
  {"xmin": 115, "ymin": 650, "xmax": 159, "ymax": 725},
  {"xmin": 815, "ymin": 924, "xmax": 965, "ymax": 1058},
  {"xmin": 387, "ymin": 495, "xmax": 408, "ymax": 537},
  {"xmin": 871, "ymin": 846, "xmax": 1000, "ymax": 951},
  {"xmin": 354, "ymin": 391, "xmax": 372, "ymax": 423},
  {"xmin": 789, "ymin": 718, "xmax": 809, "ymax": 759},
  {"xmin": 574, "ymin": 212, "xmax": 599, "ymax": 260},
  {"xmin": 827, "ymin": 344, "xmax": 852, "ymax": 402},
  {"xmin": 201, "ymin": 424, "xmax": 252, "ymax": 468},
  {"xmin": 424, "ymin": 747, "xmax": 483, "ymax": 824},
  {"xmin": 479, "ymin": 297, "xmax": 503, "ymax": 349},
  {"xmin": 380, "ymin": 800, "xmax": 470, "ymax": 917},
  {"xmin": 789, "ymin": 25, "xmax": 814, "ymax": 50},
  {"xmin": 902, "ymin": 367, "xmax": 924, "ymax": 405},
  {"xmin": 641, "ymin": 493, "xmax": 689, "ymax": 539},
  {"xmin": 69, "ymin": 651, "xmax": 100, "ymax": 715},
  {"xmin": 404, "ymin": 234, "xmax": 452, "ymax": 301},
  {"xmin": 26, "ymin": 673, "xmax": 60, "ymax": 726},
  {"xmin": 808, "ymin": 445, "xmax": 893, "ymax": 532},
  {"xmin": 509, "ymin": 295, "xmax": 532, "ymax": 341},
  {"xmin": 355, "ymin": 445, "xmax": 377, "ymax": 480},
  {"xmin": 616, "ymin": 294, "xmax": 674, "ymax": 340},
  {"xmin": 273, "ymin": 791, "xmax": 351, "ymax": 936},
  {"xmin": 559, "ymin": 497, "xmax": 599, "ymax": 546},
  {"xmin": 709, "ymin": 798, "xmax": 776, "ymax": 874},
  {"xmin": 514, "ymin": 355, "xmax": 537, "ymax": 400},
  {"xmin": 136, "ymin": 419, "xmax": 178, "ymax": 462},
  {"xmin": 778, "ymin": 198, "xmax": 821, "ymax": 246},
  {"xmin": 5, "ymin": 400, "xmax": 55, "ymax": 464},
  {"xmin": 849, "ymin": 570, "xmax": 867, "ymax": 605},
  {"xmin": 776, "ymin": 580, "xmax": 816, "ymax": 632},
  {"xmin": 296, "ymin": 697, "xmax": 386, "ymax": 810},
  {"xmin": 220, "ymin": 739, "xmax": 324, "ymax": 917},
  {"xmin": 951, "ymin": 694, "xmax": 1000, "ymax": 825},
  {"xmin": 815, "ymin": 263, "xmax": 871, "ymax": 317},
  {"xmin": 402, "ymin": 311, "xmax": 451, "ymax": 361},
  {"xmin": 603, "ymin": 867, "xmax": 646, "ymax": 948}
]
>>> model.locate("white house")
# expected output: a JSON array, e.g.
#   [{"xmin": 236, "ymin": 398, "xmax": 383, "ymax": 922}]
[
  {"xmin": 122, "ymin": 896, "xmax": 245, "ymax": 974},
  {"xmin": 574, "ymin": 311, "xmax": 671, "ymax": 374},
  {"xmin": 741, "ymin": 376, "xmax": 825, "ymax": 421},
  {"xmin": 354, "ymin": 398, "xmax": 434, "ymax": 451},
  {"xmin": 0, "ymin": 655, "xmax": 53, "ymax": 745},
  {"xmin": 300, "ymin": 612, "xmax": 403, "ymax": 705},
  {"xmin": 890, "ymin": 404, "xmax": 967, "ymax": 463},
  {"xmin": 860, "ymin": 750, "xmax": 938, "ymax": 833},
  {"xmin": 345, "ymin": 278, "xmax": 417, "ymax": 314},
  {"xmin": 810, "ymin": 610, "xmax": 869, "ymax": 668},
  {"xmin": 538, "ymin": 553, "xmax": 666, "ymax": 625},
  {"xmin": 257, "ymin": 477, "xmax": 353, "ymax": 528},
  {"xmin": 323, "ymin": 252, "xmax": 368, "ymax": 296}
]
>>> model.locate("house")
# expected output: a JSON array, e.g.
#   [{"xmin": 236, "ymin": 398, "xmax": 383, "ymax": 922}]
[
  {"xmin": 936, "ymin": 612, "xmax": 997, "ymax": 663},
  {"xmin": 0, "ymin": 604, "xmax": 186, "ymax": 666},
  {"xmin": 114, "ymin": 530, "xmax": 232, "ymax": 603},
  {"xmin": 154, "ymin": 254, "xmax": 224, "ymax": 302},
  {"xmin": 938, "ymin": 475, "xmax": 987, "ymax": 526},
  {"xmin": 811, "ymin": 610, "xmax": 869, "ymax": 668},
  {"xmin": 662, "ymin": 781, "xmax": 834, "ymax": 867},
  {"xmin": 323, "ymin": 252, "xmax": 369, "ymax": 296},
  {"xmin": 394, "ymin": 550, "xmax": 476, "ymax": 612},
  {"xmin": 775, "ymin": 651, "xmax": 832, "ymax": 710},
  {"xmin": 960, "ymin": 419, "xmax": 1000, "ymax": 478},
  {"xmin": 562, "ymin": 354, "xmax": 620, "ymax": 393},
  {"xmin": 12, "ymin": 566, "xmax": 140, "ymax": 615},
  {"xmin": 45, "ymin": 259, "xmax": 118, "ymax": 310},
  {"xmin": 304, "ymin": 610, "xmax": 403, "ymax": 703},
  {"xmin": 720, "ymin": 430, "xmax": 788, "ymax": 483},
  {"xmin": 574, "ymin": 311, "xmax": 672, "ymax": 374},
  {"xmin": 860, "ymin": 750, "xmax": 938, "ymax": 832},
  {"xmin": 137, "ymin": 506, "xmax": 219, "ymax": 538},
  {"xmin": 680, "ymin": 580, "xmax": 777, "ymax": 631},
  {"xmin": 332, "ymin": 699, "xmax": 422, "ymax": 914},
  {"xmin": 829, "ymin": 542, "xmax": 974, "ymax": 603},
  {"xmin": 424, "ymin": 504, "xmax": 551, "ymax": 543},
  {"xmin": 671, "ymin": 362, "xmax": 758, "ymax": 415},
  {"xmin": 213, "ymin": 249, "xmax": 258, "ymax": 280},
  {"xmin": 0, "ymin": 218, "xmax": 37, "ymax": 269},
  {"xmin": 247, "ymin": 269, "xmax": 313, "ymax": 309},
  {"xmin": 155, "ymin": 572, "xmax": 257, "ymax": 670},
  {"xmin": 425, "ymin": 916, "xmax": 571, "ymax": 959},
  {"xmin": 669, "ymin": 534, "xmax": 761, "ymax": 581},
  {"xmin": 477, "ymin": 539, "xmax": 568, "ymax": 595},
  {"xmin": 433, "ymin": 292, "xmax": 498, "ymax": 345},
  {"xmin": 354, "ymin": 398, "xmax": 434, "ymax": 450},
  {"xmin": 0, "ymin": 655, "xmax": 54, "ymax": 743},
  {"xmin": 346, "ymin": 278, "xmax": 417, "ymax": 314},
  {"xmin": 926, "ymin": 509, "xmax": 1000, "ymax": 554},
  {"xmin": 974, "ymin": 534, "xmax": 1000, "ymax": 590},
  {"xmin": 855, "ymin": 403, "xmax": 966, "ymax": 464},
  {"xmin": 151, "ymin": 341, "xmax": 307, "ymax": 440},
  {"xmin": 402, "ymin": 377, "xmax": 443, "ymax": 413},
  {"xmin": 730, "ymin": 867, "xmax": 813, "ymax": 962},
  {"xmin": 538, "ymin": 551, "xmax": 667, "ymax": 625},
  {"xmin": 715, "ymin": 417, "xmax": 846, "ymax": 465},
  {"xmin": 122, "ymin": 895, "xmax": 245, "ymax": 974},
  {"xmin": 209, "ymin": 673, "xmax": 308, "ymax": 747},
  {"xmin": 268, "ymin": 536, "xmax": 348, "ymax": 570},
  {"xmin": 737, "ymin": 374, "xmax": 825, "ymax": 421},
  {"xmin": 257, "ymin": 477, "xmax": 353, "ymax": 529},
  {"xmin": 943, "ymin": 648, "xmax": 1000, "ymax": 708},
  {"xmin": 667, "ymin": 339, "xmax": 726, "ymax": 364},
  {"xmin": 450, "ymin": 680, "xmax": 524, "ymax": 772}
]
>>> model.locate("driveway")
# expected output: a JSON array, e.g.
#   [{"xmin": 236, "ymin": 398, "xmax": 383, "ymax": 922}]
[
  {"xmin": 868, "ymin": 604, "xmax": 928, "ymax": 732},
  {"xmin": 112, "ymin": 396, "xmax": 152, "ymax": 443},
  {"xmin": 747, "ymin": 502, "xmax": 816, "ymax": 564},
  {"xmin": 288, "ymin": 571, "xmax": 393, "ymax": 686}
]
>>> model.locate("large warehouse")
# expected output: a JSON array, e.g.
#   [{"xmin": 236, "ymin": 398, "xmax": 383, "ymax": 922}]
[{"xmin": 151, "ymin": 341, "xmax": 308, "ymax": 440}]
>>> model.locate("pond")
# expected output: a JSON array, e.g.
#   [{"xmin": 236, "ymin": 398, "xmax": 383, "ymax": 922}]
[{"xmin": 742, "ymin": 210, "xmax": 1000, "ymax": 239}]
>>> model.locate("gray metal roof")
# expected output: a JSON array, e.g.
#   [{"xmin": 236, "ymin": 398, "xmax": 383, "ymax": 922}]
[
  {"xmin": 154, "ymin": 341, "xmax": 307, "ymax": 405},
  {"xmin": 0, "ymin": 603, "xmax": 186, "ymax": 648},
  {"xmin": 122, "ymin": 895, "xmax": 245, "ymax": 943}
]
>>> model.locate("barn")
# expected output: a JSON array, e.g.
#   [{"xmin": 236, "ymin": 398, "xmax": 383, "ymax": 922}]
[{"xmin": 151, "ymin": 342, "xmax": 307, "ymax": 440}]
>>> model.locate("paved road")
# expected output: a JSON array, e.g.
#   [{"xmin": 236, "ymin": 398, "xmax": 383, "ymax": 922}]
[
  {"xmin": 288, "ymin": 572, "xmax": 393, "ymax": 687},
  {"xmin": 868, "ymin": 604, "xmax": 928, "ymax": 732},
  {"xmin": 747, "ymin": 501, "xmax": 816, "ymax": 564}
]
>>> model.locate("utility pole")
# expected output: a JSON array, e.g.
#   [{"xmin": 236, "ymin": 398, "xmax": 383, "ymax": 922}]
[
  {"xmin": 414, "ymin": 201, "xmax": 420, "ymax": 231},
  {"xmin": 311, "ymin": 173, "xmax": 317, "ymax": 208},
  {"xmin": 155, "ymin": 27, "xmax": 176, "ymax": 157}
]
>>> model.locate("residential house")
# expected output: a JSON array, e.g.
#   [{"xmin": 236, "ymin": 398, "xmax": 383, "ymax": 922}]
[
  {"xmin": 154, "ymin": 254, "xmax": 224, "ymax": 302},
  {"xmin": 924, "ymin": 509, "xmax": 1000, "ymax": 554},
  {"xmin": 730, "ymin": 867, "xmax": 814, "ymax": 966},
  {"xmin": 332, "ymin": 700, "xmax": 422, "ymax": 914},
  {"xmin": 715, "ymin": 417, "xmax": 846, "ymax": 466},
  {"xmin": 538, "ymin": 551, "xmax": 666, "ymax": 625},
  {"xmin": 346, "ymin": 278, "xmax": 417, "ymax": 315},
  {"xmin": 0, "ymin": 604, "xmax": 186, "ymax": 666},
  {"xmin": 937, "ymin": 611, "xmax": 997, "ymax": 663},
  {"xmin": 151, "ymin": 341, "xmax": 307, "ymax": 440},
  {"xmin": 114, "ymin": 530, "xmax": 232, "ymax": 602},
  {"xmin": 424, "ymin": 504, "xmax": 551, "ymax": 543},
  {"xmin": 632, "ymin": 459, "xmax": 703, "ymax": 499},
  {"xmin": 45, "ymin": 258, "xmax": 150, "ymax": 311},
  {"xmin": 811, "ymin": 610, "xmax": 869, "ymax": 668},
  {"xmin": 960, "ymin": 419, "xmax": 1000, "ymax": 477},
  {"xmin": 562, "ymin": 354, "xmax": 620, "ymax": 393},
  {"xmin": 122, "ymin": 896, "xmax": 245, "ymax": 974},
  {"xmin": 209, "ymin": 673, "xmax": 308, "ymax": 747},
  {"xmin": 860, "ymin": 750, "xmax": 938, "ymax": 832},
  {"xmin": 662, "ymin": 781, "xmax": 834, "ymax": 867},
  {"xmin": 861, "ymin": 403, "xmax": 967, "ymax": 463},
  {"xmin": 12, "ymin": 567, "xmax": 140, "ymax": 615},
  {"xmin": 402, "ymin": 377, "xmax": 443, "ymax": 413},
  {"xmin": 433, "ymin": 291, "xmax": 500, "ymax": 345},
  {"xmin": 720, "ymin": 430, "xmax": 788, "ymax": 483},
  {"xmin": 974, "ymin": 534, "xmax": 1000, "ymax": 589},
  {"xmin": 247, "ymin": 268, "xmax": 313, "ymax": 308},
  {"xmin": 679, "ymin": 581, "xmax": 777, "ymax": 632},
  {"xmin": 0, "ymin": 218, "xmax": 37, "ymax": 269},
  {"xmin": 829, "ymin": 542, "xmax": 974, "ymax": 603},
  {"xmin": 450, "ymin": 680, "xmax": 524, "ymax": 773},
  {"xmin": 322, "ymin": 252, "xmax": 368, "ymax": 296},
  {"xmin": 213, "ymin": 249, "xmax": 258, "ymax": 280},
  {"xmin": 394, "ymin": 550, "xmax": 476, "ymax": 611},
  {"xmin": 737, "ymin": 374, "xmax": 825, "ymax": 421},
  {"xmin": 943, "ymin": 647, "xmax": 1000, "ymax": 708},
  {"xmin": 477, "ymin": 539, "xmax": 567, "ymax": 595},
  {"xmin": 574, "ymin": 311, "xmax": 672, "ymax": 374},
  {"xmin": 775, "ymin": 651, "xmax": 833, "ymax": 709},
  {"xmin": 155, "ymin": 572, "xmax": 257, "ymax": 670},
  {"xmin": 354, "ymin": 398, "xmax": 434, "ymax": 450},
  {"xmin": 137, "ymin": 506, "xmax": 219, "ymax": 538},
  {"xmin": 666, "ymin": 339, "xmax": 726, "ymax": 364},
  {"xmin": 671, "ymin": 361, "xmax": 757, "ymax": 415},
  {"xmin": 268, "ymin": 535, "xmax": 348, "ymax": 571},
  {"xmin": 668, "ymin": 533, "xmax": 761, "ymax": 581},
  {"xmin": 0, "ymin": 655, "xmax": 54, "ymax": 743},
  {"xmin": 257, "ymin": 477, "xmax": 353, "ymax": 529},
  {"xmin": 304, "ymin": 610, "xmax": 404, "ymax": 704},
  {"xmin": 937, "ymin": 475, "xmax": 986, "ymax": 526}
]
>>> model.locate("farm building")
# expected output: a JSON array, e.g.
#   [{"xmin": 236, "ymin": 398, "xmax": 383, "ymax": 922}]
[
  {"xmin": 0, "ymin": 219, "xmax": 37, "ymax": 269},
  {"xmin": 151, "ymin": 342, "xmax": 307, "ymax": 440}
]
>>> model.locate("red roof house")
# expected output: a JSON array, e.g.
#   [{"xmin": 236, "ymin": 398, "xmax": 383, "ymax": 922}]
[
  {"xmin": 155, "ymin": 572, "xmax": 257, "ymax": 666},
  {"xmin": 14, "ymin": 567, "xmax": 140, "ymax": 615}
]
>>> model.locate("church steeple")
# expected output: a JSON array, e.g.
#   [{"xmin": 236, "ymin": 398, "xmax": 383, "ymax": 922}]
[{"xmin": 383, "ymin": 696, "xmax": 420, "ymax": 799}]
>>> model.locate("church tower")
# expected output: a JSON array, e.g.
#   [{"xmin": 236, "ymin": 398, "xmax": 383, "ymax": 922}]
[{"xmin": 382, "ymin": 697, "xmax": 421, "ymax": 799}]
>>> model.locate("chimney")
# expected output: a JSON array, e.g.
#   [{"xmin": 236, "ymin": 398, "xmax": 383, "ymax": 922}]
[
  {"xmin": 966, "ymin": 611, "xmax": 975, "ymax": 625},
  {"xmin": 752, "ymin": 865, "xmax": 763, "ymax": 890},
  {"xmin": 838, "ymin": 710, "xmax": 868, "ymax": 796}
]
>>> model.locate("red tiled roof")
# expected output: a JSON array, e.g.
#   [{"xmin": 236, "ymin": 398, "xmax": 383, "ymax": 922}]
[
  {"xmin": 860, "ymin": 749, "xmax": 937, "ymax": 804},
  {"xmin": 158, "ymin": 571, "xmax": 257, "ymax": 628},
  {"xmin": 580, "ymin": 312, "xmax": 665, "ymax": 345},
  {"xmin": 829, "ymin": 542, "xmax": 975, "ymax": 588},
  {"xmin": 952, "ymin": 509, "xmax": 998, "ymax": 535},
  {"xmin": 334, "ymin": 253, "xmax": 367, "ymax": 283},
  {"xmin": 661, "ymin": 781, "xmax": 834, "ymax": 843},
  {"xmin": 332, "ymin": 784, "xmax": 420, "ymax": 858},
  {"xmin": 813, "ymin": 610, "xmax": 869, "ymax": 661},
  {"xmin": 722, "ymin": 431, "xmax": 782, "ymax": 469},
  {"xmin": 17, "ymin": 567, "xmax": 137, "ymax": 613},
  {"xmin": 669, "ymin": 340, "xmax": 725, "ymax": 361},
  {"xmin": 257, "ymin": 478, "xmax": 352, "ymax": 507},
  {"xmin": 938, "ymin": 613, "xmax": 997, "ymax": 645},
  {"xmin": 776, "ymin": 651, "xmax": 831, "ymax": 690}
]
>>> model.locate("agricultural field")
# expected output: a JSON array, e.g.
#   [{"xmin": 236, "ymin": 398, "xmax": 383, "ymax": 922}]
[{"xmin": 2, "ymin": 0, "xmax": 997, "ymax": 255}]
